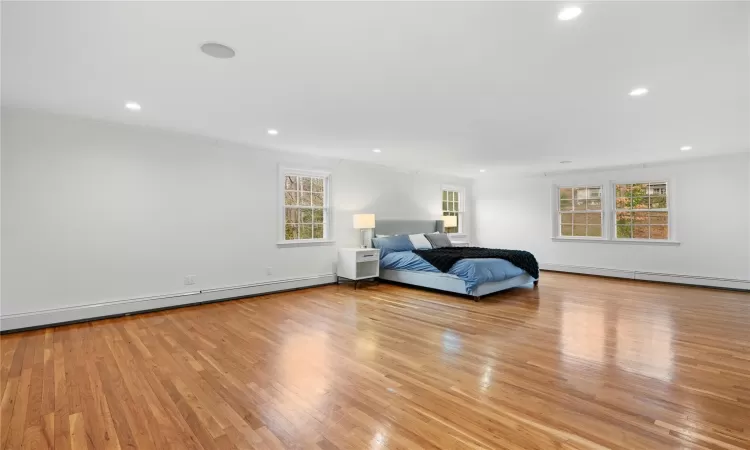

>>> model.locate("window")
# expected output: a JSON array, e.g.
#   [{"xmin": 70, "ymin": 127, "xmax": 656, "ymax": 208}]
[
  {"xmin": 442, "ymin": 188, "xmax": 462, "ymax": 233},
  {"xmin": 558, "ymin": 186, "xmax": 603, "ymax": 238},
  {"xmin": 615, "ymin": 182, "xmax": 669, "ymax": 240},
  {"xmin": 552, "ymin": 181, "xmax": 676, "ymax": 244},
  {"xmin": 281, "ymin": 169, "xmax": 330, "ymax": 242}
]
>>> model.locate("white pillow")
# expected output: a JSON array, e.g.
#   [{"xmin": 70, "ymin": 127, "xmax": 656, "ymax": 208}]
[{"xmin": 408, "ymin": 233, "xmax": 432, "ymax": 249}]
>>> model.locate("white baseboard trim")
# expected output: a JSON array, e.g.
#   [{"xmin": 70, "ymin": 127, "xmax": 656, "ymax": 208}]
[
  {"xmin": 540, "ymin": 263, "xmax": 635, "ymax": 280},
  {"xmin": 0, "ymin": 274, "xmax": 336, "ymax": 332},
  {"xmin": 633, "ymin": 272, "xmax": 750, "ymax": 290},
  {"xmin": 540, "ymin": 263, "xmax": 750, "ymax": 291}
]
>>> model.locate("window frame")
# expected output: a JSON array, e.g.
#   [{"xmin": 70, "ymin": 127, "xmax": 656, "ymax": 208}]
[
  {"xmin": 553, "ymin": 184, "xmax": 606, "ymax": 240},
  {"xmin": 611, "ymin": 180, "xmax": 673, "ymax": 242},
  {"xmin": 550, "ymin": 179, "xmax": 680, "ymax": 246},
  {"xmin": 277, "ymin": 166, "xmax": 335, "ymax": 247},
  {"xmin": 441, "ymin": 185, "xmax": 465, "ymax": 234}
]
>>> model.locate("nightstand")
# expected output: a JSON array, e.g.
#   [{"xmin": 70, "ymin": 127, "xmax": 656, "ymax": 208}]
[
  {"xmin": 449, "ymin": 233, "xmax": 471, "ymax": 247},
  {"xmin": 337, "ymin": 248, "xmax": 380, "ymax": 289}
]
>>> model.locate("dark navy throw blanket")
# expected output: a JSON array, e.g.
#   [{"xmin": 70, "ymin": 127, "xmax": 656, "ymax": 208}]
[{"xmin": 412, "ymin": 247, "xmax": 539, "ymax": 279}]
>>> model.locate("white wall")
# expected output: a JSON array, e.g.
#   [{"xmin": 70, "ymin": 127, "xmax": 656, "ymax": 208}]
[
  {"xmin": 475, "ymin": 153, "xmax": 750, "ymax": 281},
  {"xmin": 1, "ymin": 108, "xmax": 473, "ymax": 324}
]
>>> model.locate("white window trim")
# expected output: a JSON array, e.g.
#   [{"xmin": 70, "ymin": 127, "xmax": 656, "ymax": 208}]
[
  {"xmin": 441, "ymin": 184, "xmax": 466, "ymax": 236},
  {"xmin": 610, "ymin": 179, "xmax": 678, "ymax": 244},
  {"xmin": 550, "ymin": 181, "xmax": 680, "ymax": 246},
  {"xmin": 551, "ymin": 184, "xmax": 608, "ymax": 241},
  {"xmin": 550, "ymin": 237, "xmax": 680, "ymax": 246},
  {"xmin": 277, "ymin": 166, "xmax": 335, "ymax": 247}
]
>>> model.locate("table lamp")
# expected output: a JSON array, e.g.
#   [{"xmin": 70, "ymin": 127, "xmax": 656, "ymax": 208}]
[
  {"xmin": 353, "ymin": 214, "xmax": 376, "ymax": 248},
  {"xmin": 442, "ymin": 215, "xmax": 458, "ymax": 231}
]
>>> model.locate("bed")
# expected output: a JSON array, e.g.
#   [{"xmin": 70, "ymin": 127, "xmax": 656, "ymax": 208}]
[{"xmin": 374, "ymin": 220, "xmax": 538, "ymax": 301}]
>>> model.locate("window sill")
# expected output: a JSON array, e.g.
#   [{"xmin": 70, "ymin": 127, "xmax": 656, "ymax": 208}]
[
  {"xmin": 276, "ymin": 239, "xmax": 336, "ymax": 248},
  {"xmin": 551, "ymin": 237, "xmax": 680, "ymax": 246}
]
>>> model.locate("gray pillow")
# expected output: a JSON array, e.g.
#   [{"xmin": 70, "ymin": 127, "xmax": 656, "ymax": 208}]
[{"xmin": 424, "ymin": 232, "xmax": 452, "ymax": 248}]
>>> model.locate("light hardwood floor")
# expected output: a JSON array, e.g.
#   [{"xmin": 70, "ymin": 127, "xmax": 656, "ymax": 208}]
[{"xmin": 1, "ymin": 271, "xmax": 749, "ymax": 449}]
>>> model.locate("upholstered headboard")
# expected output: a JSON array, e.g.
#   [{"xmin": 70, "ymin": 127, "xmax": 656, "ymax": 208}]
[{"xmin": 374, "ymin": 220, "xmax": 445, "ymax": 236}]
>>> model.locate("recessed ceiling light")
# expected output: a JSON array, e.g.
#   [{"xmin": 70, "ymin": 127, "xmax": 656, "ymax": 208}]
[
  {"xmin": 372, "ymin": 148, "xmax": 381, "ymax": 153},
  {"xmin": 200, "ymin": 42, "xmax": 235, "ymax": 59},
  {"xmin": 267, "ymin": 129, "xmax": 278, "ymax": 136},
  {"xmin": 629, "ymin": 87, "xmax": 649, "ymax": 97},
  {"xmin": 680, "ymin": 146, "xmax": 692, "ymax": 151},
  {"xmin": 125, "ymin": 102, "xmax": 141, "ymax": 111},
  {"xmin": 558, "ymin": 6, "xmax": 582, "ymax": 21},
  {"xmin": 560, "ymin": 160, "xmax": 572, "ymax": 164},
  {"xmin": 479, "ymin": 169, "xmax": 486, "ymax": 173}
]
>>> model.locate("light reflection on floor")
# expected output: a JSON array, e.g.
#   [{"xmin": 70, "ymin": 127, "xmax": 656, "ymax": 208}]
[
  {"xmin": 560, "ymin": 301, "xmax": 675, "ymax": 382},
  {"xmin": 370, "ymin": 430, "xmax": 388, "ymax": 449},
  {"xmin": 561, "ymin": 305, "xmax": 605, "ymax": 364},
  {"xmin": 356, "ymin": 332, "xmax": 379, "ymax": 358},
  {"xmin": 616, "ymin": 305, "xmax": 674, "ymax": 382},
  {"xmin": 440, "ymin": 329, "xmax": 463, "ymax": 365},
  {"xmin": 479, "ymin": 364, "xmax": 493, "ymax": 392},
  {"xmin": 278, "ymin": 331, "xmax": 331, "ymax": 413},
  {"xmin": 441, "ymin": 329, "xmax": 463, "ymax": 353}
]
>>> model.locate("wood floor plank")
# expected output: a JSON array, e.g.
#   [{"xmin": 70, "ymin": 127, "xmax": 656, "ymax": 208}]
[
  {"xmin": 0, "ymin": 377, "xmax": 20, "ymax": 450},
  {"xmin": 68, "ymin": 412, "xmax": 89, "ymax": 450},
  {"xmin": 4, "ymin": 367, "xmax": 32, "ymax": 450},
  {"xmin": 0, "ymin": 334, "xmax": 21, "ymax": 402},
  {"xmin": 1, "ymin": 272, "xmax": 749, "ymax": 449}
]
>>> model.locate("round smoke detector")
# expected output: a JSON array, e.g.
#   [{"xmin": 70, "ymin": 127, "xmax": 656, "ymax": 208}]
[{"xmin": 200, "ymin": 42, "xmax": 235, "ymax": 59}]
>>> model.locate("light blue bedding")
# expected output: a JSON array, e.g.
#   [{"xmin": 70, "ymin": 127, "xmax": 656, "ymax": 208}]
[{"xmin": 380, "ymin": 251, "xmax": 525, "ymax": 293}]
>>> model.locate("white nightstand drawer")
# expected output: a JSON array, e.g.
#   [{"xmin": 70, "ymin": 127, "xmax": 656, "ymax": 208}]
[
  {"xmin": 356, "ymin": 251, "xmax": 379, "ymax": 262},
  {"xmin": 338, "ymin": 248, "xmax": 381, "ymax": 283}
]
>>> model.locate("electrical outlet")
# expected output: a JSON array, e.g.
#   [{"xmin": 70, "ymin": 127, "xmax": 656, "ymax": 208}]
[
  {"xmin": 184, "ymin": 275, "xmax": 196, "ymax": 285},
  {"xmin": 266, "ymin": 267, "xmax": 272, "ymax": 275}
]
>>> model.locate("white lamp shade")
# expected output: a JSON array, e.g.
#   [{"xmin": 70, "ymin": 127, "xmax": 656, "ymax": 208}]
[
  {"xmin": 442, "ymin": 215, "xmax": 458, "ymax": 228},
  {"xmin": 353, "ymin": 214, "xmax": 375, "ymax": 229}
]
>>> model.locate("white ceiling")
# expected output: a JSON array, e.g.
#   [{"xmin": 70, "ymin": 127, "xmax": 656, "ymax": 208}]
[{"xmin": 3, "ymin": 1, "xmax": 749, "ymax": 177}]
